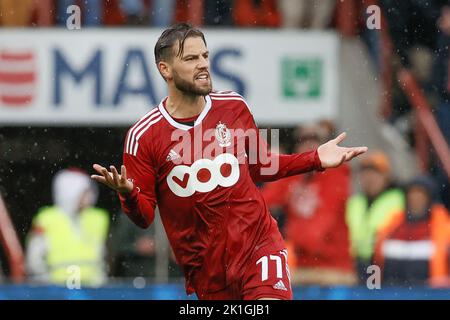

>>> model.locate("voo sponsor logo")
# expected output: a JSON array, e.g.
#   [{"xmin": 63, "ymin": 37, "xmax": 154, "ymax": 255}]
[{"xmin": 167, "ymin": 153, "xmax": 240, "ymax": 197}]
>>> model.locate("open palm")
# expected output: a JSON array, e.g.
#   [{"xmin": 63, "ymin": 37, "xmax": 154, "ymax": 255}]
[
  {"xmin": 317, "ymin": 132, "xmax": 368, "ymax": 168},
  {"xmin": 91, "ymin": 164, "xmax": 133, "ymax": 194}
]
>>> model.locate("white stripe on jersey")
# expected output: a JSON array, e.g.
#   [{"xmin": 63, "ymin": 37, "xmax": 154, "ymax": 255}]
[
  {"xmin": 210, "ymin": 96, "xmax": 246, "ymax": 102},
  {"xmin": 210, "ymin": 96, "xmax": 253, "ymax": 114},
  {"xmin": 132, "ymin": 115, "xmax": 163, "ymax": 156},
  {"xmin": 126, "ymin": 108, "xmax": 160, "ymax": 155},
  {"xmin": 209, "ymin": 91, "xmax": 243, "ymax": 98},
  {"xmin": 280, "ymin": 249, "xmax": 288, "ymax": 261},
  {"xmin": 210, "ymin": 90, "xmax": 241, "ymax": 94},
  {"xmin": 125, "ymin": 107, "xmax": 159, "ymax": 154},
  {"xmin": 127, "ymin": 111, "xmax": 161, "ymax": 155},
  {"xmin": 210, "ymin": 91, "xmax": 245, "ymax": 101}
]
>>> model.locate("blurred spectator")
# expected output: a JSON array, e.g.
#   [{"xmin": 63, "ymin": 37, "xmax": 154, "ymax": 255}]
[
  {"xmin": 151, "ymin": 0, "xmax": 175, "ymax": 27},
  {"xmin": 375, "ymin": 175, "xmax": 450, "ymax": 287},
  {"xmin": 175, "ymin": 0, "xmax": 203, "ymax": 26},
  {"xmin": 110, "ymin": 213, "xmax": 182, "ymax": 279},
  {"xmin": 103, "ymin": 0, "xmax": 127, "ymax": 26},
  {"xmin": 111, "ymin": 212, "xmax": 157, "ymax": 278},
  {"xmin": 57, "ymin": 0, "xmax": 102, "ymax": 26},
  {"xmin": 0, "ymin": 0, "xmax": 34, "ymax": 26},
  {"xmin": 34, "ymin": 0, "xmax": 54, "ymax": 26},
  {"xmin": 378, "ymin": 0, "xmax": 443, "ymax": 129},
  {"xmin": 262, "ymin": 123, "xmax": 356, "ymax": 286},
  {"xmin": 346, "ymin": 150, "xmax": 405, "ymax": 284},
  {"xmin": 118, "ymin": 0, "xmax": 175, "ymax": 26},
  {"xmin": 431, "ymin": 4, "xmax": 450, "ymax": 209},
  {"xmin": 279, "ymin": 0, "xmax": 336, "ymax": 29},
  {"xmin": 233, "ymin": 0, "xmax": 280, "ymax": 28},
  {"xmin": 25, "ymin": 169, "xmax": 109, "ymax": 286},
  {"xmin": 379, "ymin": 0, "xmax": 443, "ymax": 68},
  {"xmin": 204, "ymin": 0, "xmax": 233, "ymax": 26},
  {"xmin": 119, "ymin": 0, "xmax": 147, "ymax": 25}
]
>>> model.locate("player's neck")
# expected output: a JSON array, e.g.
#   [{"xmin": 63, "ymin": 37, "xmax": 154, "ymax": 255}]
[{"xmin": 166, "ymin": 88, "xmax": 205, "ymax": 119}]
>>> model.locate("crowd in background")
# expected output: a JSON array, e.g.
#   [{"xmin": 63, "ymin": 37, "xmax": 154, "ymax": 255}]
[
  {"xmin": 0, "ymin": 0, "xmax": 449, "ymax": 288},
  {"xmin": 375, "ymin": 0, "xmax": 450, "ymax": 211},
  {"xmin": 0, "ymin": 0, "xmax": 338, "ymax": 28}
]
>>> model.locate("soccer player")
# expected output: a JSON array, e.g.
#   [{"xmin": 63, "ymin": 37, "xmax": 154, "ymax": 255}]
[{"xmin": 91, "ymin": 23, "xmax": 367, "ymax": 300}]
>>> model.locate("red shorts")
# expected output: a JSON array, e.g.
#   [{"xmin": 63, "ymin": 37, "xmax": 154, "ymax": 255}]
[{"xmin": 197, "ymin": 246, "xmax": 293, "ymax": 300}]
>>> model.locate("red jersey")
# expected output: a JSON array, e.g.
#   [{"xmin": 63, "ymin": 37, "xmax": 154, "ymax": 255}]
[{"xmin": 118, "ymin": 91, "xmax": 323, "ymax": 295}]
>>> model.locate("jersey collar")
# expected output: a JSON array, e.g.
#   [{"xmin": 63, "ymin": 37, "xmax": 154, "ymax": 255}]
[{"xmin": 158, "ymin": 95, "xmax": 212, "ymax": 131}]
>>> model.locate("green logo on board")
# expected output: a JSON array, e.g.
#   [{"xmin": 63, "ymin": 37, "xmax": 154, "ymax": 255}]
[{"xmin": 281, "ymin": 58, "xmax": 323, "ymax": 99}]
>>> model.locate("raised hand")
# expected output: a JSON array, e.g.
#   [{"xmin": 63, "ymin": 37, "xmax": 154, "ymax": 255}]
[
  {"xmin": 317, "ymin": 132, "xmax": 368, "ymax": 168},
  {"xmin": 91, "ymin": 164, "xmax": 133, "ymax": 194}
]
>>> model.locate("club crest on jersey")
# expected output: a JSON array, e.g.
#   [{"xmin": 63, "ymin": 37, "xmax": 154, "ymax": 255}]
[{"xmin": 215, "ymin": 122, "xmax": 231, "ymax": 147}]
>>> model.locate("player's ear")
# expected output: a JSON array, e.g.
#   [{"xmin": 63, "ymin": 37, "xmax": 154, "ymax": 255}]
[{"xmin": 158, "ymin": 61, "xmax": 172, "ymax": 81}]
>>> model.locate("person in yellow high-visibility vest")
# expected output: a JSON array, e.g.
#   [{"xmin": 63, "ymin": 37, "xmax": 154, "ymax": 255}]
[
  {"xmin": 25, "ymin": 168, "xmax": 109, "ymax": 287},
  {"xmin": 346, "ymin": 151, "xmax": 405, "ymax": 284}
]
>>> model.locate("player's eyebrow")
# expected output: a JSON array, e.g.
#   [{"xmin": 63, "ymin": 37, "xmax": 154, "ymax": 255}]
[{"xmin": 182, "ymin": 51, "xmax": 209, "ymax": 60}]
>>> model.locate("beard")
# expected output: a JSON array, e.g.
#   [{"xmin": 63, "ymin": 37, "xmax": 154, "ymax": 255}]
[{"xmin": 173, "ymin": 70, "xmax": 212, "ymax": 96}]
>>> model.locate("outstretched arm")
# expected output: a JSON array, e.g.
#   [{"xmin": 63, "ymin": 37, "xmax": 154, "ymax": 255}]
[{"xmin": 245, "ymin": 111, "xmax": 367, "ymax": 182}]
